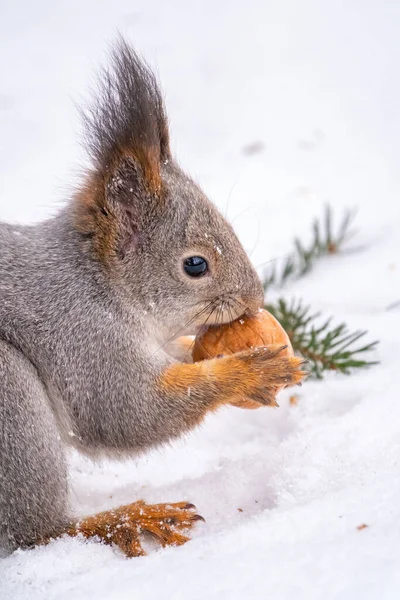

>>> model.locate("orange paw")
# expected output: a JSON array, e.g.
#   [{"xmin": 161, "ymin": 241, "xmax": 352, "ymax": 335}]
[{"xmin": 69, "ymin": 500, "xmax": 204, "ymax": 557}]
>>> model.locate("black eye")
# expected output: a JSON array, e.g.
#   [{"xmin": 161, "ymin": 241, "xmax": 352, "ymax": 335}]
[{"xmin": 183, "ymin": 256, "xmax": 208, "ymax": 277}]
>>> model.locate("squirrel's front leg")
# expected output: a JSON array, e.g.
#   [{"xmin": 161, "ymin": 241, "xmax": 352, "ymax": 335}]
[
  {"xmin": 157, "ymin": 346, "xmax": 307, "ymax": 424},
  {"xmin": 118, "ymin": 345, "xmax": 306, "ymax": 450}
]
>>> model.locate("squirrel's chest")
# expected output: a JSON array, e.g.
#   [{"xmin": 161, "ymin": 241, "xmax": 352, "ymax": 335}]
[{"xmin": 45, "ymin": 318, "xmax": 159, "ymax": 404}]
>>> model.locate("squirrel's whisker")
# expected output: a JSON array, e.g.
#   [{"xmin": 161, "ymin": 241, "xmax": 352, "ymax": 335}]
[{"xmin": 152, "ymin": 301, "xmax": 216, "ymax": 356}]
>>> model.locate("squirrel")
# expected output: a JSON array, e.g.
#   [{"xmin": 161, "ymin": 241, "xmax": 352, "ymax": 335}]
[{"xmin": 0, "ymin": 38, "xmax": 305, "ymax": 557}]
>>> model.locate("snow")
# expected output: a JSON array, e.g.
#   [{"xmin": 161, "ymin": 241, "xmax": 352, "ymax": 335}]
[{"xmin": 1, "ymin": 1, "xmax": 400, "ymax": 598}]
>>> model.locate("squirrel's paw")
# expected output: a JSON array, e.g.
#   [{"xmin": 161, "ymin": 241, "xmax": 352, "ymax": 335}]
[
  {"xmin": 231, "ymin": 346, "xmax": 308, "ymax": 407},
  {"xmin": 69, "ymin": 500, "xmax": 204, "ymax": 557}
]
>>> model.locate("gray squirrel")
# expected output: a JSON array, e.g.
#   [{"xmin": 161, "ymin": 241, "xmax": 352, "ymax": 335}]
[{"xmin": 0, "ymin": 39, "xmax": 305, "ymax": 557}]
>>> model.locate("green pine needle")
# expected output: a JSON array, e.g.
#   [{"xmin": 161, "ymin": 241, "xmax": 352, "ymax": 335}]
[
  {"xmin": 266, "ymin": 298, "xmax": 379, "ymax": 379},
  {"xmin": 263, "ymin": 205, "xmax": 356, "ymax": 291}
]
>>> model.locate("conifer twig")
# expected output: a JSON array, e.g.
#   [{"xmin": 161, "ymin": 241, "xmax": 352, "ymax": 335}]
[
  {"xmin": 263, "ymin": 205, "xmax": 356, "ymax": 291},
  {"xmin": 266, "ymin": 298, "xmax": 379, "ymax": 379}
]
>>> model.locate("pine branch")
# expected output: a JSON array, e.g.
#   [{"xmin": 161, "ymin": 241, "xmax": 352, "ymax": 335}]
[
  {"xmin": 387, "ymin": 299, "xmax": 400, "ymax": 311},
  {"xmin": 263, "ymin": 205, "xmax": 356, "ymax": 291},
  {"xmin": 266, "ymin": 298, "xmax": 379, "ymax": 379},
  {"xmin": 261, "ymin": 204, "xmax": 378, "ymax": 378}
]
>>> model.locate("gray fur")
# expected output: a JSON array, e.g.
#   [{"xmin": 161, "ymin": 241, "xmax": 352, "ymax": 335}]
[{"xmin": 0, "ymin": 40, "xmax": 263, "ymax": 552}]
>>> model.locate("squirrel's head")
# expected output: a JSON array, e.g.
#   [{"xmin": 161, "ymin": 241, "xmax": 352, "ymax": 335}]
[{"xmin": 73, "ymin": 39, "xmax": 264, "ymax": 338}]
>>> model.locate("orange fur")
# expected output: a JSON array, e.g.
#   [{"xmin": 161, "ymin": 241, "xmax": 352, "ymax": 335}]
[
  {"xmin": 159, "ymin": 348, "xmax": 307, "ymax": 415},
  {"xmin": 73, "ymin": 172, "xmax": 120, "ymax": 263}
]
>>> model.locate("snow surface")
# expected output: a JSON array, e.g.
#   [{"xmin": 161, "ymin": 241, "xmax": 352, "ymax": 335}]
[{"xmin": 1, "ymin": 1, "xmax": 400, "ymax": 598}]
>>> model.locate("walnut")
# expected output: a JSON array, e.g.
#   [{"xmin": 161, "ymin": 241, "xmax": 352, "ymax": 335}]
[{"xmin": 193, "ymin": 309, "xmax": 293, "ymax": 409}]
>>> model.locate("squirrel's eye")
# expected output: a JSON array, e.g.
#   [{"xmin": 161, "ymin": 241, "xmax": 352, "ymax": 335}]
[{"xmin": 183, "ymin": 256, "xmax": 208, "ymax": 277}]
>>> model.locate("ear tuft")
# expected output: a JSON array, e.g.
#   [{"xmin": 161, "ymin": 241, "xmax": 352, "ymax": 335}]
[{"xmin": 81, "ymin": 36, "xmax": 170, "ymax": 183}]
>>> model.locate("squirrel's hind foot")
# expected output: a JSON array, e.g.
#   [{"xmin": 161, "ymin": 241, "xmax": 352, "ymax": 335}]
[{"xmin": 67, "ymin": 500, "xmax": 204, "ymax": 557}]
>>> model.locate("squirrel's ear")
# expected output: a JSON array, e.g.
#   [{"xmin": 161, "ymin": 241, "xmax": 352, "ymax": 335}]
[
  {"xmin": 72, "ymin": 39, "xmax": 170, "ymax": 263},
  {"xmin": 105, "ymin": 152, "xmax": 164, "ymax": 224},
  {"xmin": 73, "ymin": 152, "xmax": 164, "ymax": 263}
]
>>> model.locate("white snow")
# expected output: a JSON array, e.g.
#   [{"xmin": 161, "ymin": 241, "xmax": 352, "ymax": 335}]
[{"xmin": 1, "ymin": 1, "xmax": 400, "ymax": 599}]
